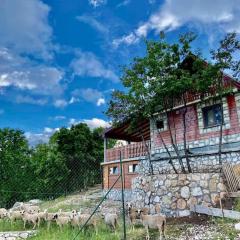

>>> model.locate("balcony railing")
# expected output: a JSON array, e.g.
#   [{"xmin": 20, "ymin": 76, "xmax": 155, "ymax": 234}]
[{"xmin": 105, "ymin": 141, "xmax": 150, "ymax": 162}]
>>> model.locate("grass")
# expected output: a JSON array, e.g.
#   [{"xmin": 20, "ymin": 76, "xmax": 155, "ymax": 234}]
[
  {"xmin": 1, "ymin": 217, "xmax": 240, "ymax": 240},
  {"xmin": 0, "ymin": 219, "xmax": 149, "ymax": 240}
]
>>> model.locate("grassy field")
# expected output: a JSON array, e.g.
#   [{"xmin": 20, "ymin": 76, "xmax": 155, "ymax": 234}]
[
  {"xmin": 1, "ymin": 187, "xmax": 240, "ymax": 239},
  {"xmin": 0, "ymin": 216, "xmax": 239, "ymax": 240}
]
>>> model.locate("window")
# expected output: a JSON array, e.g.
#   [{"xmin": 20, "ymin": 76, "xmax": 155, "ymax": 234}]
[
  {"xmin": 156, "ymin": 120, "xmax": 164, "ymax": 130},
  {"xmin": 128, "ymin": 164, "xmax": 138, "ymax": 173},
  {"xmin": 202, "ymin": 104, "xmax": 223, "ymax": 128},
  {"xmin": 109, "ymin": 166, "xmax": 118, "ymax": 175}
]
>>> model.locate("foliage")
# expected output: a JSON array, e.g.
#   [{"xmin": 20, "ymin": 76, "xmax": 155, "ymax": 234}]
[
  {"xmin": 106, "ymin": 32, "xmax": 240, "ymax": 174},
  {"xmin": 0, "ymin": 125, "xmax": 104, "ymax": 208},
  {"xmin": 0, "ymin": 128, "xmax": 31, "ymax": 208}
]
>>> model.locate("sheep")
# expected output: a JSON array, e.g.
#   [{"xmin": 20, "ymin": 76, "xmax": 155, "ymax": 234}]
[
  {"xmin": 78, "ymin": 213, "xmax": 98, "ymax": 235},
  {"xmin": 0, "ymin": 208, "xmax": 8, "ymax": 219},
  {"xmin": 125, "ymin": 203, "xmax": 139, "ymax": 230},
  {"xmin": 8, "ymin": 210, "xmax": 23, "ymax": 225},
  {"xmin": 37, "ymin": 209, "xmax": 48, "ymax": 226},
  {"xmin": 45, "ymin": 212, "xmax": 58, "ymax": 230},
  {"xmin": 20, "ymin": 203, "xmax": 40, "ymax": 214},
  {"xmin": 139, "ymin": 210, "xmax": 166, "ymax": 240},
  {"xmin": 20, "ymin": 210, "xmax": 40, "ymax": 229},
  {"xmin": 53, "ymin": 214, "xmax": 71, "ymax": 231},
  {"xmin": 103, "ymin": 213, "xmax": 118, "ymax": 232},
  {"xmin": 58, "ymin": 209, "xmax": 77, "ymax": 217},
  {"xmin": 70, "ymin": 212, "xmax": 81, "ymax": 228}
]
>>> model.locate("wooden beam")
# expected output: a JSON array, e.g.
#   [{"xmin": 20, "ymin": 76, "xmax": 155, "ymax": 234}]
[
  {"xmin": 190, "ymin": 204, "xmax": 240, "ymax": 220},
  {"xmin": 229, "ymin": 192, "xmax": 240, "ymax": 198}
]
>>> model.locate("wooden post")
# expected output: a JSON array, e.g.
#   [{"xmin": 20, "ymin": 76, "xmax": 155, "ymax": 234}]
[{"xmin": 104, "ymin": 137, "xmax": 107, "ymax": 162}]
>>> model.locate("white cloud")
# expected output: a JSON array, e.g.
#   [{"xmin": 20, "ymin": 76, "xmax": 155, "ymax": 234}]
[
  {"xmin": 76, "ymin": 15, "xmax": 108, "ymax": 34},
  {"xmin": 116, "ymin": 0, "xmax": 131, "ymax": 8},
  {"xmin": 54, "ymin": 99, "xmax": 68, "ymax": 108},
  {"xmin": 71, "ymin": 50, "xmax": 119, "ymax": 82},
  {"xmin": 0, "ymin": 1, "xmax": 65, "ymax": 106},
  {"xmin": 25, "ymin": 127, "xmax": 59, "ymax": 146},
  {"xmin": 69, "ymin": 97, "xmax": 80, "ymax": 104},
  {"xmin": 97, "ymin": 98, "xmax": 105, "ymax": 106},
  {"xmin": 71, "ymin": 88, "xmax": 105, "ymax": 106},
  {"xmin": 15, "ymin": 95, "xmax": 48, "ymax": 106},
  {"xmin": 83, "ymin": 118, "xmax": 110, "ymax": 129},
  {"xmin": 69, "ymin": 117, "xmax": 110, "ymax": 129},
  {"xmin": 0, "ymin": 0, "xmax": 53, "ymax": 60},
  {"xmin": 114, "ymin": 0, "xmax": 240, "ymax": 47},
  {"xmin": 51, "ymin": 115, "xmax": 66, "ymax": 121},
  {"xmin": 89, "ymin": 0, "xmax": 106, "ymax": 8}
]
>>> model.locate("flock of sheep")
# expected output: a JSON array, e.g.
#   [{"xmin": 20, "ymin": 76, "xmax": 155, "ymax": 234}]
[{"xmin": 0, "ymin": 202, "xmax": 166, "ymax": 240}]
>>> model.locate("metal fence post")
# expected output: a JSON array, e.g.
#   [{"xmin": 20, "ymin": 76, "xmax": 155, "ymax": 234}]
[{"xmin": 119, "ymin": 150, "xmax": 127, "ymax": 240}]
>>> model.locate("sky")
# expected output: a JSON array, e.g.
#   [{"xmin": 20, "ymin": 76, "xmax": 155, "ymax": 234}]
[{"xmin": 0, "ymin": 0, "xmax": 239, "ymax": 145}]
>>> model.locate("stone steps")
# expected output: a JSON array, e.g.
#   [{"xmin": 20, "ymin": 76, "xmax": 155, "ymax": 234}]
[{"xmin": 0, "ymin": 231, "xmax": 36, "ymax": 240}]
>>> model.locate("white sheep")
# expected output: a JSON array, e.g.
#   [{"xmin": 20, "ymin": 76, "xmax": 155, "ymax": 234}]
[
  {"xmin": 53, "ymin": 214, "xmax": 71, "ymax": 231},
  {"xmin": 20, "ymin": 203, "xmax": 40, "ymax": 214},
  {"xmin": 139, "ymin": 211, "xmax": 166, "ymax": 240},
  {"xmin": 0, "ymin": 208, "xmax": 8, "ymax": 219},
  {"xmin": 20, "ymin": 210, "xmax": 40, "ymax": 229},
  {"xmin": 70, "ymin": 212, "xmax": 81, "ymax": 228},
  {"xmin": 45, "ymin": 212, "xmax": 57, "ymax": 230},
  {"xmin": 37, "ymin": 209, "xmax": 48, "ymax": 226},
  {"xmin": 8, "ymin": 210, "xmax": 23, "ymax": 225},
  {"xmin": 58, "ymin": 209, "xmax": 77, "ymax": 217},
  {"xmin": 79, "ymin": 213, "xmax": 98, "ymax": 235},
  {"xmin": 103, "ymin": 213, "xmax": 118, "ymax": 231}
]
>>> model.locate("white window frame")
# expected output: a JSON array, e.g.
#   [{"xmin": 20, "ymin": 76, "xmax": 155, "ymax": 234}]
[{"xmin": 197, "ymin": 97, "xmax": 230, "ymax": 134}]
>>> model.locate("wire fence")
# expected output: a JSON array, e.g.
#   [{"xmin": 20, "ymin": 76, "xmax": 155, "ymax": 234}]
[{"xmin": 0, "ymin": 147, "xmax": 128, "ymax": 240}]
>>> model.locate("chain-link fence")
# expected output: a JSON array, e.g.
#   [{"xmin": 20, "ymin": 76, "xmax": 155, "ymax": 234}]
[{"xmin": 0, "ymin": 127, "xmax": 129, "ymax": 239}]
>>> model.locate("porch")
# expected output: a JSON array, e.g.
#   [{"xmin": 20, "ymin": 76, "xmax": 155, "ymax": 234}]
[{"xmin": 103, "ymin": 119, "xmax": 150, "ymax": 163}]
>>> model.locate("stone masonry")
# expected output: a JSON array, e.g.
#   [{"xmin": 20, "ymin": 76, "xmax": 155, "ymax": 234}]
[
  {"xmin": 132, "ymin": 173, "xmax": 227, "ymax": 217},
  {"xmin": 0, "ymin": 231, "xmax": 36, "ymax": 240}
]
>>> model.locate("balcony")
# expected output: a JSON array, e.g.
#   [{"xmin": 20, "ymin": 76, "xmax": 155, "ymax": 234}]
[{"xmin": 105, "ymin": 141, "xmax": 151, "ymax": 162}]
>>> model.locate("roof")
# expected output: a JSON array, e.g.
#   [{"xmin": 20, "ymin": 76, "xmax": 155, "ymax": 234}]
[{"xmin": 104, "ymin": 119, "xmax": 150, "ymax": 142}]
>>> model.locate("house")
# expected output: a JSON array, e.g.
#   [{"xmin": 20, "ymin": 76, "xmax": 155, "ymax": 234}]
[{"xmin": 102, "ymin": 74, "xmax": 240, "ymax": 204}]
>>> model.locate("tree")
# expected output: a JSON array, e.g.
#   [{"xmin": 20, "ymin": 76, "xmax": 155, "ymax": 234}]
[
  {"xmin": 211, "ymin": 32, "xmax": 240, "ymax": 164},
  {"xmin": 29, "ymin": 143, "xmax": 69, "ymax": 198},
  {"xmin": 0, "ymin": 128, "xmax": 31, "ymax": 208},
  {"xmin": 106, "ymin": 32, "xmax": 235, "ymax": 174}
]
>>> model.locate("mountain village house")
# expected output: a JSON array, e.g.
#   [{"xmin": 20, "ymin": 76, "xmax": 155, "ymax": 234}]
[{"xmin": 102, "ymin": 75, "xmax": 240, "ymax": 216}]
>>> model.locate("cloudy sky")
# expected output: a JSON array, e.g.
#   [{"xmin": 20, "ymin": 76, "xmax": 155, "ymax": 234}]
[{"xmin": 0, "ymin": 0, "xmax": 239, "ymax": 145}]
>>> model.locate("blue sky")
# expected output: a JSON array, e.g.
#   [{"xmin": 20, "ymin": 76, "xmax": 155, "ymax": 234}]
[{"xmin": 0, "ymin": 0, "xmax": 239, "ymax": 145}]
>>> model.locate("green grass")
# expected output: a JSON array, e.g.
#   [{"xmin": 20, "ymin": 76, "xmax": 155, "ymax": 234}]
[
  {"xmin": 0, "ymin": 219, "xmax": 149, "ymax": 240},
  {"xmin": 1, "ymin": 218, "xmax": 238, "ymax": 240}
]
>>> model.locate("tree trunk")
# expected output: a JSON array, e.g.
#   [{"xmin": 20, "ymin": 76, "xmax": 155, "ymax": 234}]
[
  {"xmin": 183, "ymin": 95, "xmax": 192, "ymax": 173},
  {"xmin": 152, "ymin": 116, "xmax": 178, "ymax": 174},
  {"xmin": 164, "ymin": 108, "xmax": 186, "ymax": 173},
  {"xmin": 218, "ymin": 79, "xmax": 224, "ymax": 166},
  {"xmin": 138, "ymin": 128, "xmax": 154, "ymax": 175}
]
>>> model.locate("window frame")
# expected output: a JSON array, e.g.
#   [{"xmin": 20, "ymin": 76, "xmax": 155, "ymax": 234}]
[
  {"xmin": 109, "ymin": 166, "xmax": 119, "ymax": 175},
  {"xmin": 202, "ymin": 103, "xmax": 223, "ymax": 129},
  {"xmin": 128, "ymin": 163, "xmax": 138, "ymax": 174}
]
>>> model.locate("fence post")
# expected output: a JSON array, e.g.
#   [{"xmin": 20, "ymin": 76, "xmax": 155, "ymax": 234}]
[{"xmin": 119, "ymin": 150, "xmax": 127, "ymax": 240}]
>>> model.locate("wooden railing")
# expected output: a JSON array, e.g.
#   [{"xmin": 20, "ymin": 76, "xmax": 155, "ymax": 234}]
[{"xmin": 105, "ymin": 141, "xmax": 150, "ymax": 162}]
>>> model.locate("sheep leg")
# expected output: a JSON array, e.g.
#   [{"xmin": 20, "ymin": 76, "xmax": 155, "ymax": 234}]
[
  {"xmin": 23, "ymin": 220, "xmax": 26, "ymax": 229},
  {"xmin": 163, "ymin": 220, "xmax": 166, "ymax": 239},
  {"xmin": 145, "ymin": 226, "xmax": 150, "ymax": 240},
  {"xmin": 32, "ymin": 221, "xmax": 36, "ymax": 230},
  {"xmin": 47, "ymin": 221, "xmax": 51, "ymax": 231},
  {"xmin": 158, "ymin": 225, "xmax": 162, "ymax": 240},
  {"xmin": 38, "ymin": 218, "xmax": 40, "ymax": 228}
]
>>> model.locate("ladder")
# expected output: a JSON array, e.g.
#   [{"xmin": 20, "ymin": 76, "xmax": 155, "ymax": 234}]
[{"xmin": 222, "ymin": 163, "xmax": 240, "ymax": 193}]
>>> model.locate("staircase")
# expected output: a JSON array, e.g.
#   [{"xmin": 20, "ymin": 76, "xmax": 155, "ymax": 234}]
[{"xmin": 222, "ymin": 163, "xmax": 240, "ymax": 197}]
